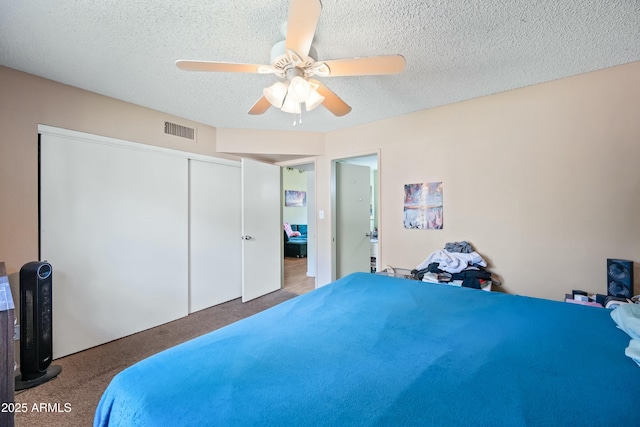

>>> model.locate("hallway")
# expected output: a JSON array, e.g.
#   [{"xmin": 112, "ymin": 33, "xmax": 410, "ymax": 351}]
[{"xmin": 283, "ymin": 257, "xmax": 315, "ymax": 295}]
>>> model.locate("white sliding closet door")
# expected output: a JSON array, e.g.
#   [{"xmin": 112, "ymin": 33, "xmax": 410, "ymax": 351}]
[
  {"xmin": 40, "ymin": 127, "xmax": 189, "ymax": 358},
  {"xmin": 189, "ymin": 159, "xmax": 241, "ymax": 312}
]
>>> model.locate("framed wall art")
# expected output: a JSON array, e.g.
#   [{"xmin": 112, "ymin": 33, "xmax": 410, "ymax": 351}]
[
  {"xmin": 284, "ymin": 190, "xmax": 307, "ymax": 207},
  {"xmin": 403, "ymin": 182, "xmax": 443, "ymax": 229}
]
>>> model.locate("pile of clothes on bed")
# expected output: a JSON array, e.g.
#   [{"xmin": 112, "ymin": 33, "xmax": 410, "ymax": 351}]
[{"xmin": 411, "ymin": 241, "xmax": 500, "ymax": 291}]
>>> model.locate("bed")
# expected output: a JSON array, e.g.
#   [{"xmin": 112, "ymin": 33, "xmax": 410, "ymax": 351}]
[{"xmin": 94, "ymin": 272, "xmax": 640, "ymax": 426}]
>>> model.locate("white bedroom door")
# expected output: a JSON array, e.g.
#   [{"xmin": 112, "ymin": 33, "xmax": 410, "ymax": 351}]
[
  {"xmin": 241, "ymin": 158, "xmax": 282, "ymax": 302},
  {"xmin": 336, "ymin": 162, "xmax": 372, "ymax": 278},
  {"xmin": 190, "ymin": 159, "xmax": 242, "ymax": 312}
]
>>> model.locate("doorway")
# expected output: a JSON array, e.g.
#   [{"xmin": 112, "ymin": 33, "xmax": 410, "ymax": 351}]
[
  {"xmin": 331, "ymin": 153, "xmax": 379, "ymax": 281},
  {"xmin": 282, "ymin": 163, "xmax": 316, "ymax": 294}
]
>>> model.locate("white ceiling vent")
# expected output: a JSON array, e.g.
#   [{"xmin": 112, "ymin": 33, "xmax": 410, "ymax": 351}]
[{"xmin": 164, "ymin": 121, "xmax": 195, "ymax": 141}]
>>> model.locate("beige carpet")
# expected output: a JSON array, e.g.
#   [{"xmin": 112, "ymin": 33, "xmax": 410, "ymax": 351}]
[{"xmin": 13, "ymin": 289, "xmax": 297, "ymax": 427}]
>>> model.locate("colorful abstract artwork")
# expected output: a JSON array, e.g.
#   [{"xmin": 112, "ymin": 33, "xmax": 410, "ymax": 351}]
[
  {"xmin": 285, "ymin": 190, "xmax": 307, "ymax": 207},
  {"xmin": 403, "ymin": 182, "xmax": 443, "ymax": 229}
]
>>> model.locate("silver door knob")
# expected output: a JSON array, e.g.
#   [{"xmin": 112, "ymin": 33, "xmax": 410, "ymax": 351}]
[{"xmin": 242, "ymin": 235, "xmax": 253, "ymax": 240}]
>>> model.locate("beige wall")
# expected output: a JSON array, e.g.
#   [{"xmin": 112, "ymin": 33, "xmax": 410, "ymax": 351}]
[
  {"xmin": 2, "ymin": 61, "xmax": 640, "ymax": 305},
  {"xmin": 316, "ymin": 61, "xmax": 640, "ymax": 300}
]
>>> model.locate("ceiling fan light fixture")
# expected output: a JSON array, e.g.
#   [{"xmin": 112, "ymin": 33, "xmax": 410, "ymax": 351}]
[
  {"xmin": 305, "ymin": 88, "xmax": 324, "ymax": 111},
  {"xmin": 287, "ymin": 76, "xmax": 311, "ymax": 103},
  {"xmin": 263, "ymin": 81, "xmax": 289, "ymax": 108},
  {"xmin": 281, "ymin": 95, "xmax": 301, "ymax": 114}
]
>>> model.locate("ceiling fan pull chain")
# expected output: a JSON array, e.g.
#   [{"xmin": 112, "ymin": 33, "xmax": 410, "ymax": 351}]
[{"xmin": 292, "ymin": 104, "xmax": 303, "ymax": 126}]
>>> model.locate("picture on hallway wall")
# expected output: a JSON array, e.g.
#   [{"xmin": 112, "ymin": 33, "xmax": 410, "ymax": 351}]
[
  {"xmin": 403, "ymin": 182, "xmax": 443, "ymax": 229},
  {"xmin": 285, "ymin": 190, "xmax": 307, "ymax": 207}
]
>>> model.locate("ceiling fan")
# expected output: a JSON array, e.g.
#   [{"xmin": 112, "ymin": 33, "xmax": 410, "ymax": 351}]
[{"xmin": 175, "ymin": 0, "xmax": 406, "ymax": 121}]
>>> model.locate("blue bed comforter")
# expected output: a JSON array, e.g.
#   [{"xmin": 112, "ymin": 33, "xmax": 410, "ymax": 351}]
[{"xmin": 95, "ymin": 273, "xmax": 640, "ymax": 426}]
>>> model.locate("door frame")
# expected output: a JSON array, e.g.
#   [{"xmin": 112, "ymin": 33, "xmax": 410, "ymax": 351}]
[
  {"xmin": 330, "ymin": 149, "xmax": 381, "ymax": 282},
  {"xmin": 276, "ymin": 157, "xmax": 318, "ymax": 290}
]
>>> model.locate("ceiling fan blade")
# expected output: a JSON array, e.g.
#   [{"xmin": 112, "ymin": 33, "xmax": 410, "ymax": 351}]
[
  {"xmin": 322, "ymin": 55, "xmax": 406, "ymax": 76},
  {"xmin": 285, "ymin": 0, "xmax": 322, "ymax": 59},
  {"xmin": 247, "ymin": 96, "xmax": 272, "ymax": 115},
  {"xmin": 310, "ymin": 79, "xmax": 352, "ymax": 117},
  {"xmin": 176, "ymin": 60, "xmax": 274, "ymax": 74}
]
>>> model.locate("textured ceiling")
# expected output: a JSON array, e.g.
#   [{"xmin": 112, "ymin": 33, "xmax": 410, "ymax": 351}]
[{"xmin": 1, "ymin": 0, "xmax": 639, "ymax": 133}]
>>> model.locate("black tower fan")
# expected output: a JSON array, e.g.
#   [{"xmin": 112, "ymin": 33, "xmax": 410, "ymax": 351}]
[{"xmin": 15, "ymin": 261, "xmax": 62, "ymax": 390}]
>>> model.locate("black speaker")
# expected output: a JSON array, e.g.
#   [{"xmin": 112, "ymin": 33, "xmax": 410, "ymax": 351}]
[
  {"xmin": 607, "ymin": 259, "xmax": 634, "ymax": 299},
  {"xmin": 15, "ymin": 261, "xmax": 61, "ymax": 390}
]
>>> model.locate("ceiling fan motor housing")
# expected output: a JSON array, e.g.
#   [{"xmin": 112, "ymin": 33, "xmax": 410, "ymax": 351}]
[{"xmin": 270, "ymin": 40, "xmax": 318, "ymax": 72}]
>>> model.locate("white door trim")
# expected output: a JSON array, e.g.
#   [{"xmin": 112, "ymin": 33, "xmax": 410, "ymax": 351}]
[{"xmin": 276, "ymin": 158, "xmax": 318, "ymax": 288}]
